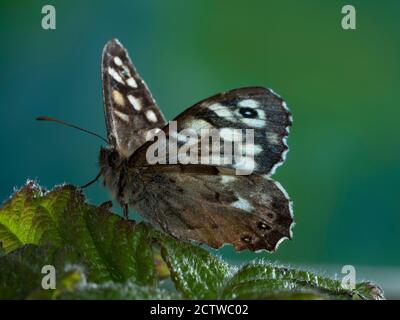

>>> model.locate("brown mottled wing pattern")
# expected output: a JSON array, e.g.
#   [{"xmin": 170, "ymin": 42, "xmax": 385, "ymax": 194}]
[
  {"xmin": 132, "ymin": 171, "xmax": 293, "ymax": 251},
  {"xmin": 130, "ymin": 87, "xmax": 291, "ymax": 176},
  {"xmin": 102, "ymin": 39, "xmax": 166, "ymax": 158},
  {"xmin": 125, "ymin": 86, "xmax": 294, "ymax": 251}
]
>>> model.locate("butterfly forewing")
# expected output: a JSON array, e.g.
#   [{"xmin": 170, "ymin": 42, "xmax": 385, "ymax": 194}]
[{"xmin": 102, "ymin": 39, "xmax": 166, "ymax": 158}]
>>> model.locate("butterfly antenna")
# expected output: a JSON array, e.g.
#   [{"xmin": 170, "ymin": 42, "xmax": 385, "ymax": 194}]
[
  {"xmin": 80, "ymin": 171, "xmax": 102, "ymax": 189},
  {"xmin": 36, "ymin": 116, "xmax": 108, "ymax": 143}
]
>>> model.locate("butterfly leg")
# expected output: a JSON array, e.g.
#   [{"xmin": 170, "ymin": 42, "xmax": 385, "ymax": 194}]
[{"xmin": 123, "ymin": 202, "xmax": 129, "ymax": 220}]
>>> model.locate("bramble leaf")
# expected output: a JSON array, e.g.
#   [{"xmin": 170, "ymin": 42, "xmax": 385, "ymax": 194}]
[
  {"xmin": 0, "ymin": 182, "xmax": 384, "ymax": 300},
  {"xmin": 219, "ymin": 262, "xmax": 384, "ymax": 300},
  {"xmin": 157, "ymin": 235, "xmax": 232, "ymax": 299},
  {"xmin": 57, "ymin": 281, "xmax": 177, "ymax": 300},
  {"xmin": 0, "ymin": 182, "xmax": 156, "ymax": 285},
  {"xmin": 0, "ymin": 244, "xmax": 81, "ymax": 299}
]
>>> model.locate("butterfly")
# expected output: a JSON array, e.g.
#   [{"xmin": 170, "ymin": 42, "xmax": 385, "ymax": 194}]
[{"xmin": 99, "ymin": 39, "xmax": 293, "ymax": 252}]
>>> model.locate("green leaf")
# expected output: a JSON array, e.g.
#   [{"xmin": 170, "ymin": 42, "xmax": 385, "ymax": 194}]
[
  {"xmin": 0, "ymin": 182, "xmax": 156, "ymax": 284},
  {"xmin": 0, "ymin": 244, "xmax": 81, "ymax": 299},
  {"xmin": 27, "ymin": 266, "xmax": 88, "ymax": 300},
  {"xmin": 219, "ymin": 262, "xmax": 384, "ymax": 300},
  {"xmin": 0, "ymin": 182, "xmax": 57, "ymax": 252},
  {"xmin": 0, "ymin": 242, "xmax": 5, "ymax": 257},
  {"xmin": 158, "ymin": 235, "xmax": 232, "ymax": 299},
  {"xmin": 0, "ymin": 182, "xmax": 385, "ymax": 300},
  {"xmin": 0, "ymin": 243, "xmax": 177, "ymax": 300},
  {"xmin": 354, "ymin": 282, "xmax": 385, "ymax": 300},
  {"xmin": 57, "ymin": 281, "xmax": 178, "ymax": 300}
]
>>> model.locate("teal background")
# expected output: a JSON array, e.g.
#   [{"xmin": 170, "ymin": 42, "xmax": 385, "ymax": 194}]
[{"xmin": 1, "ymin": 1, "xmax": 399, "ymax": 295}]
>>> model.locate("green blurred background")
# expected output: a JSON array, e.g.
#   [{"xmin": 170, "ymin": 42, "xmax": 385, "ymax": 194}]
[{"xmin": 1, "ymin": 1, "xmax": 399, "ymax": 296}]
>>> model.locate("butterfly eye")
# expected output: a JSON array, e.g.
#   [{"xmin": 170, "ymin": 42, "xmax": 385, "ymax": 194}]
[
  {"xmin": 108, "ymin": 152, "xmax": 120, "ymax": 168},
  {"xmin": 239, "ymin": 107, "xmax": 258, "ymax": 118}
]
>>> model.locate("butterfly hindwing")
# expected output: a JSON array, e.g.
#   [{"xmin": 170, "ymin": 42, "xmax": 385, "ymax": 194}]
[
  {"xmin": 102, "ymin": 39, "xmax": 166, "ymax": 158},
  {"xmin": 129, "ymin": 170, "xmax": 293, "ymax": 251},
  {"xmin": 131, "ymin": 87, "xmax": 291, "ymax": 176}
]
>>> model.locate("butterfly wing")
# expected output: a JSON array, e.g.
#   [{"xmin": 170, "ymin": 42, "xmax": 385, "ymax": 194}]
[
  {"xmin": 130, "ymin": 170, "xmax": 293, "ymax": 251},
  {"xmin": 102, "ymin": 39, "xmax": 167, "ymax": 157},
  {"xmin": 100, "ymin": 40, "xmax": 293, "ymax": 251},
  {"xmin": 125, "ymin": 87, "xmax": 293, "ymax": 251},
  {"xmin": 130, "ymin": 87, "xmax": 291, "ymax": 175}
]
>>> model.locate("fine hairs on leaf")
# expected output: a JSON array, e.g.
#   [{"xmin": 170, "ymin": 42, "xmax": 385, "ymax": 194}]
[{"xmin": 0, "ymin": 181, "xmax": 385, "ymax": 300}]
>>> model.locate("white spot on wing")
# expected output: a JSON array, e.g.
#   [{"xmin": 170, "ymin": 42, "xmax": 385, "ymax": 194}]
[
  {"xmin": 127, "ymin": 95, "xmax": 142, "ymax": 111},
  {"xmin": 256, "ymin": 109, "xmax": 266, "ymax": 119},
  {"xmin": 113, "ymin": 109, "xmax": 130, "ymax": 122},
  {"xmin": 231, "ymin": 196, "xmax": 254, "ymax": 212},
  {"xmin": 113, "ymin": 56, "xmax": 123, "ymax": 66},
  {"xmin": 221, "ymin": 176, "xmax": 236, "ymax": 184},
  {"xmin": 146, "ymin": 110, "xmax": 158, "ymax": 123},
  {"xmin": 238, "ymin": 99, "xmax": 259, "ymax": 109},
  {"xmin": 234, "ymin": 156, "xmax": 256, "ymax": 175},
  {"xmin": 126, "ymin": 77, "xmax": 138, "ymax": 88},
  {"xmin": 266, "ymin": 132, "xmax": 280, "ymax": 145},
  {"xmin": 208, "ymin": 103, "xmax": 233, "ymax": 118},
  {"xmin": 241, "ymin": 117, "xmax": 266, "ymax": 128},
  {"xmin": 108, "ymin": 67, "xmax": 124, "ymax": 84},
  {"xmin": 184, "ymin": 119, "xmax": 213, "ymax": 131}
]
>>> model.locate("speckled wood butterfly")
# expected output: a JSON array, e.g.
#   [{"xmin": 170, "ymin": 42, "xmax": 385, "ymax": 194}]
[
  {"xmin": 98, "ymin": 39, "xmax": 294, "ymax": 252},
  {"xmin": 39, "ymin": 39, "xmax": 293, "ymax": 252}
]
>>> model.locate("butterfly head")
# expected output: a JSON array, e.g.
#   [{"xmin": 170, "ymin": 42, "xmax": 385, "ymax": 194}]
[{"xmin": 99, "ymin": 146, "xmax": 126, "ymax": 194}]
